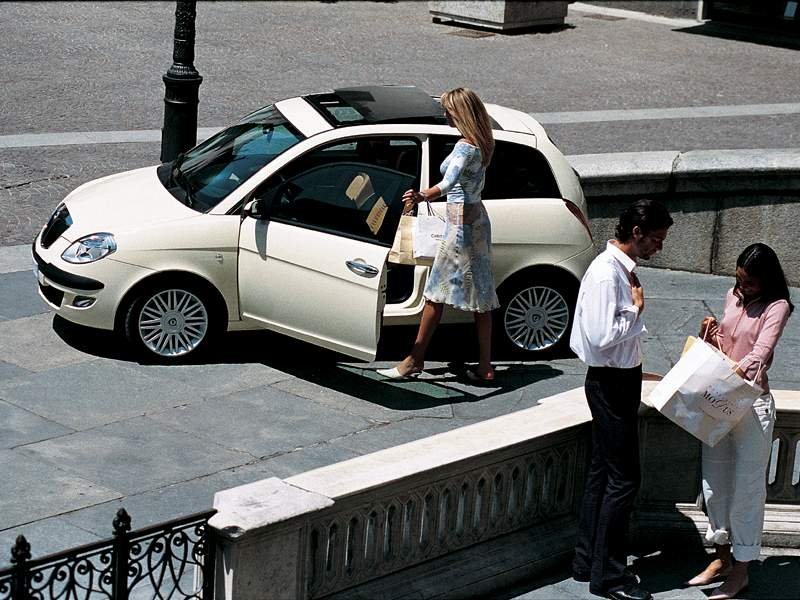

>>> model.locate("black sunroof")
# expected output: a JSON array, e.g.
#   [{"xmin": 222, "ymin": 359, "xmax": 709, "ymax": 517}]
[{"xmin": 305, "ymin": 85, "xmax": 449, "ymax": 127}]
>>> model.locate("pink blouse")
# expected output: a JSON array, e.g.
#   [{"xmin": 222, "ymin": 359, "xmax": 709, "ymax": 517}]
[{"xmin": 712, "ymin": 289, "xmax": 791, "ymax": 391}]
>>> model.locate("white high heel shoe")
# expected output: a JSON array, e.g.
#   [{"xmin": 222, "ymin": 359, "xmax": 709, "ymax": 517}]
[{"xmin": 376, "ymin": 365, "xmax": 423, "ymax": 380}]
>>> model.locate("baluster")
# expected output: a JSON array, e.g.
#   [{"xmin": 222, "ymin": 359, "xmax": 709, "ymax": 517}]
[
  {"xmin": 507, "ymin": 467, "xmax": 521, "ymax": 519},
  {"xmin": 401, "ymin": 498, "xmax": 416, "ymax": 556},
  {"xmin": 490, "ymin": 472, "xmax": 504, "ymax": 527},
  {"xmin": 10, "ymin": 535, "xmax": 31, "ymax": 600},
  {"xmin": 201, "ymin": 520, "xmax": 215, "ymax": 600},
  {"xmin": 456, "ymin": 481, "xmax": 469, "ymax": 537},
  {"xmin": 112, "ymin": 508, "xmax": 132, "ymax": 600},
  {"xmin": 437, "ymin": 488, "xmax": 451, "ymax": 544}
]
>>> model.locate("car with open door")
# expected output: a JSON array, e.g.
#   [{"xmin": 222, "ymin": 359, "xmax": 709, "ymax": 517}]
[{"xmin": 32, "ymin": 86, "xmax": 594, "ymax": 362}]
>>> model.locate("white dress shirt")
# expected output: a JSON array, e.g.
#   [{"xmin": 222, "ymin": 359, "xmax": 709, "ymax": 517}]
[{"xmin": 569, "ymin": 241, "xmax": 646, "ymax": 368}]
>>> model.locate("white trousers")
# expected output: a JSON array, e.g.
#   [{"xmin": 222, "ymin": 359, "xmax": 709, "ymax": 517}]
[{"xmin": 701, "ymin": 393, "xmax": 775, "ymax": 561}]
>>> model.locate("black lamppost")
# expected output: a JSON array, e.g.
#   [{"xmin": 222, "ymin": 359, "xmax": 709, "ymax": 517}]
[{"xmin": 160, "ymin": 0, "xmax": 203, "ymax": 163}]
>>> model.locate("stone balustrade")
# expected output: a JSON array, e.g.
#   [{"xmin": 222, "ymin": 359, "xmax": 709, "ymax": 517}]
[{"xmin": 209, "ymin": 384, "xmax": 800, "ymax": 599}]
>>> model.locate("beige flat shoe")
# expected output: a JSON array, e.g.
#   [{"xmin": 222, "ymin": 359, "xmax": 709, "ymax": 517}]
[{"xmin": 686, "ymin": 559, "xmax": 732, "ymax": 586}]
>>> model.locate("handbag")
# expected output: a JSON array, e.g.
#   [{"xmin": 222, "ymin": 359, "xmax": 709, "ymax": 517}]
[
  {"xmin": 649, "ymin": 327, "xmax": 764, "ymax": 446},
  {"xmin": 412, "ymin": 200, "xmax": 446, "ymax": 264},
  {"xmin": 388, "ymin": 213, "xmax": 415, "ymax": 265}
]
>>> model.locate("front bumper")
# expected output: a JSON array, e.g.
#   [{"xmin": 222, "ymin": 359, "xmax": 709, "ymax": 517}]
[{"xmin": 32, "ymin": 236, "xmax": 150, "ymax": 331}]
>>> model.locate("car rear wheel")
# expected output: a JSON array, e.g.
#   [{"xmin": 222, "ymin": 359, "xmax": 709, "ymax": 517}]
[
  {"xmin": 496, "ymin": 276, "xmax": 575, "ymax": 358},
  {"xmin": 124, "ymin": 284, "xmax": 215, "ymax": 361}
]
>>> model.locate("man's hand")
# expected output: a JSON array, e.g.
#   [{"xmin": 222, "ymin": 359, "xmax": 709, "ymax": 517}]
[{"xmin": 630, "ymin": 272, "xmax": 644, "ymax": 315}]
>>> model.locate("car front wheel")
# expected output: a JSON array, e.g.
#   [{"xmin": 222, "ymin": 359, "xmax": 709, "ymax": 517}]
[
  {"xmin": 124, "ymin": 285, "xmax": 214, "ymax": 360},
  {"xmin": 496, "ymin": 277, "xmax": 575, "ymax": 358}
]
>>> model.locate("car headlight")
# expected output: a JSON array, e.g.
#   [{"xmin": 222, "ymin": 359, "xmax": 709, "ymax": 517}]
[{"xmin": 61, "ymin": 233, "xmax": 117, "ymax": 264}]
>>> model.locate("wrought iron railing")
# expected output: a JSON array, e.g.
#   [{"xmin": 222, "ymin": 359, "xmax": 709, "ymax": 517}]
[{"xmin": 0, "ymin": 508, "xmax": 215, "ymax": 600}]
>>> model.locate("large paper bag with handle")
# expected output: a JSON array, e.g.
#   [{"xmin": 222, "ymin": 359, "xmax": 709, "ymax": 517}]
[
  {"xmin": 388, "ymin": 214, "xmax": 415, "ymax": 265},
  {"xmin": 649, "ymin": 336, "xmax": 763, "ymax": 447},
  {"xmin": 413, "ymin": 201, "xmax": 445, "ymax": 265}
]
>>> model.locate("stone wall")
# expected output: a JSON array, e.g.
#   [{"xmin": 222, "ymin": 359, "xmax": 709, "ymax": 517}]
[
  {"xmin": 580, "ymin": 1, "xmax": 703, "ymax": 20},
  {"xmin": 567, "ymin": 149, "xmax": 800, "ymax": 286}
]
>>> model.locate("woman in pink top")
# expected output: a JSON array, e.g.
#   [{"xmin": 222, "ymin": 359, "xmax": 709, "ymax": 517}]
[{"xmin": 688, "ymin": 243, "xmax": 794, "ymax": 600}]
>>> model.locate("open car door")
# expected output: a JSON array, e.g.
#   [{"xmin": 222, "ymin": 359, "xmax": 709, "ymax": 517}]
[{"xmin": 238, "ymin": 162, "xmax": 414, "ymax": 360}]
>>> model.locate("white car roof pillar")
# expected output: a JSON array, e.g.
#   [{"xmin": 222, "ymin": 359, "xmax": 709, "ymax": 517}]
[{"xmin": 276, "ymin": 97, "xmax": 333, "ymax": 138}]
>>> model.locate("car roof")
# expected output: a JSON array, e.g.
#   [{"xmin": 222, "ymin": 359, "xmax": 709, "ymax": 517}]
[{"xmin": 303, "ymin": 85, "xmax": 450, "ymax": 127}]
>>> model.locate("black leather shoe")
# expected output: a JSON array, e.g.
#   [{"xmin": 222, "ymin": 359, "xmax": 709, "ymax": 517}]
[{"xmin": 605, "ymin": 584, "xmax": 653, "ymax": 600}]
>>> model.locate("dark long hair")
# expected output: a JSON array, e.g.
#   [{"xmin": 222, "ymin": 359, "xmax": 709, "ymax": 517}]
[{"xmin": 736, "ymin": 243, "xmax": 794, "ymax": 314}]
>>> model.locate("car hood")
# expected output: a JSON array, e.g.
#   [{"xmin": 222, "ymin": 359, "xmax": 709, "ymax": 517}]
[{"xmin": 61, "ymin": 166, "xmax": 197, "ymax": 241}]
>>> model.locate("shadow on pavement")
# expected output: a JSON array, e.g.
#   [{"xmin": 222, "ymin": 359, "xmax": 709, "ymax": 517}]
[
  {"xmin": 675, "ymin": 22, "xmax": 800, "ymax": 51},
  {"xmin": 434, "ymin": 19, "xmax": 576, "ymax": 37},
  {"xmin": 52, "ymin": 316, "xmax": 568, "ymax": 409}
]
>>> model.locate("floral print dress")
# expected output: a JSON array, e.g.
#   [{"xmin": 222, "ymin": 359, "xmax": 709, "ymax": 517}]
[{"xmin": 423, "ymin": 141, "xmax": 499, "ymax": 313}]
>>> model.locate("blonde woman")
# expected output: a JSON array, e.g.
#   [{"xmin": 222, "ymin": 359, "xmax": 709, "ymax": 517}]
[{"xmin": 378, "ymin": 88, "xmax": 499, "ymax": 382}]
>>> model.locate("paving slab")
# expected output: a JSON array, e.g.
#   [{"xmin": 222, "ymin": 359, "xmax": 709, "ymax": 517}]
[
  {"xmin": 137, "ymin": 361, "xmax": 293, "ymax": 397},
  {"xmin": 0, "ymin": 359, "xmax": 208, "ymax": 430},
  {"xmin": 0, "ymin": 398, "xmax": 73, "ymax": 449},
  {"xmin": 0, "ymin": 244, "xmax": 33, "ymax": 274},
  {"xmin": 0, "ymin": 270, "xmax": 45, "ymax": 321},
  {"xmin": 0, "ymin": 360, "xmax": 29, "ymax": 382},
  {"xmin": 148, "ymin": 384, "xmax": 375, "ymax": 459},
  {"xmin": 0, "ymin": 312, "xmax": 95, "ymax": 371},
  {"xmin": 329, "ymin": 416, "xmax": 480, "ymax": 456},
  {"xmin": 56, "ymin": 443, "xmax": 363, "ymax": 543},
  {"xmin": 0, "ymin": 449, "xmax": 121, "ymax": 531},
  {"xmin": 272, "ymin": 365, "xmax": 455, "ymax": 420},
  {"xmin": 507, "ymin": 548, "xmax": 800, "ymax": 600},
  {"xmin": 16, "ymin": 417, "xmax": 252, "ymax": 497},
  {"xmin": 0, "ymin": 515, "xmax": 103, "ymax": 562}
]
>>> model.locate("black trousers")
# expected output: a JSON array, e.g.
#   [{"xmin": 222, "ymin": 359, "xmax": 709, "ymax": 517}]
[{"xmin": 573, "ymin": 364, "xmax": 642, "ymax": 595}]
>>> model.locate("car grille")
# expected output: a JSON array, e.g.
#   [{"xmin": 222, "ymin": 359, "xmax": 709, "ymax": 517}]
[
  {"xmin": 41, "ymin": 204, "xmax": 72, "ymax": 249},
  {"xmin": 39, "ymin": 283, "xmax": 64, "ymax": 307}
]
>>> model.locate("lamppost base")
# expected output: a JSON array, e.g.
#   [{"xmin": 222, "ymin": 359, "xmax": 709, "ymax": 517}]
[{"xmin": 161, "ymin": 73, "xmax": 203, "ymax": 163}]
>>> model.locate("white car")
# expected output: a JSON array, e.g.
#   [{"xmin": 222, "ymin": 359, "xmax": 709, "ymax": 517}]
[{"xmin": 33, "ymin": 86, "xmax": 594, "ymax": 362}]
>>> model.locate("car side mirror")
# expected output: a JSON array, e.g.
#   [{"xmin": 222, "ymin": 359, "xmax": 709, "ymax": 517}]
[{"xmin": 242, "ymin": 198, "xmax": 266, "ymax": 220}]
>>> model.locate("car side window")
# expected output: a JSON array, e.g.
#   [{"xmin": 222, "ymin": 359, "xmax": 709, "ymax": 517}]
[
  {"xmin": 429, "ymin": 137, "xmax": 561, "ymax": 200},
  {"xmin": 255, "ymin": 137, "xmax": 421, "ymax": 245}
]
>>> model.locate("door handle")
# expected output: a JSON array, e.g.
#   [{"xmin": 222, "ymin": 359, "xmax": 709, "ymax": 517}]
[{"xmin": 346, "ymin": 259, "xmax": 379, "ymax": 278}]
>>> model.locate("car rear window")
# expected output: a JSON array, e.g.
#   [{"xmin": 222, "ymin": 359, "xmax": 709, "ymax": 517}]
[{"xmin": 429, "ymin": 137, "xmax": 561, "ymax": 200}]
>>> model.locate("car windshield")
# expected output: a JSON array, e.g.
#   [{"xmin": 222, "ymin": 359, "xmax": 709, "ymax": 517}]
[{"xmin": 160, "ymin": 104, "xmax": 304, "ymax": 212}]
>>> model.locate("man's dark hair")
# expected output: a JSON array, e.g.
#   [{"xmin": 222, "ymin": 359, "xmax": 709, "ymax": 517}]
[{"xmin": 615, "ymin": 199, "xmax": 673, "ymax": 242}]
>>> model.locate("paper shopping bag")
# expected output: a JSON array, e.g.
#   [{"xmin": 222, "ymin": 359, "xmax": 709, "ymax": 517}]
[
  {"xmin": 388, "ymin": 214, "xmax": 415, "ymax": 265},
  {"xmin": 649, "ymin": 337, "xmax": 763, "ymax": 446},
  {"xmin": 413, "ymin": 202, "xmax": 445, "ymax": 264}
]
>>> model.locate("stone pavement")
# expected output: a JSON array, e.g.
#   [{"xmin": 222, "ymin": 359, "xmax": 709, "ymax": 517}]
[
  {"xmin": 503, "ymin": 547, "xmax": 800, "ymax": 600},
  {"xmin": 3, "ymin": 1, "xmax": 800, "ymax": 245},
  {"xmin": 2, "ymin": 2, "xmax": 800, "ymax": 595},
  {"xmin": 2, "ymin": 241, "xmax": 799, "ymax": 576}
]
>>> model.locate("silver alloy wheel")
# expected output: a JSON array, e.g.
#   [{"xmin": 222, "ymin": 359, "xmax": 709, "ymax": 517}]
[
  {"xmin": 503, "ymin": 286, "xmax": 570, "ymax": 351},
  {"xmin": 138, "ymin": 289, "xmax": 209, "ymax": 357}
]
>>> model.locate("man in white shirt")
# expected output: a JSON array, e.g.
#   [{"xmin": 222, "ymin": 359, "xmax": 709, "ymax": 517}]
[{"xmin": 570, "ymin": 199, "xmax": 673, "ymax": 600}]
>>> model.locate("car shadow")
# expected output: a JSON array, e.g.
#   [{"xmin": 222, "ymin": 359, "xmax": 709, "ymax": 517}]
[{"xmin": 52, "ymin": 316, "xmax": 570, "ymax": 409}]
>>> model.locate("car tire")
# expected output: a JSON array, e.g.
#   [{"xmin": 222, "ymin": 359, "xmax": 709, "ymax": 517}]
[
  {"xmin": 123, "ymin": 282, "xmax": 218, "ymax": 362},
  {"xmin": 495, "ymin": 273, "xmax": 577, "ymax": 359}
]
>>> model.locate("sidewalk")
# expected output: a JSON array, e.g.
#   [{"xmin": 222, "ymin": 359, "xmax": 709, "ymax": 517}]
[
  {"xmin": 1, "ymin": 240, "xmax": 799, "ymax": 569},
  {"xmin": 504, "ymin": 547, "xmax": 800, "ymax": 599}
]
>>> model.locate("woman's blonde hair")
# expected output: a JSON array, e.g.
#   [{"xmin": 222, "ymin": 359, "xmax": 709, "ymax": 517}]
[{"xmin": 440, "ymin": 87, "xmax": 494, "ymax": 166}]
